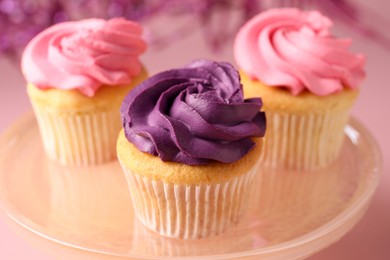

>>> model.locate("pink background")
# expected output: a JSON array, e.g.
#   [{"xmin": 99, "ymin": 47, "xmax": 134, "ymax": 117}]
[{"xmin": 1, "ymin": 1, "xmax": 390, "ymax": 259}]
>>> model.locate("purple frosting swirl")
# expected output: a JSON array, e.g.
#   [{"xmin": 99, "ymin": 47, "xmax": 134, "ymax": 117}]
[{"xmin": 121, "ymin": 59, "xmax": 266, "ymax": 165}]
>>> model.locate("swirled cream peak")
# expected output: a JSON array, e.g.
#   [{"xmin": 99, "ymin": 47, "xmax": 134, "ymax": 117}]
[
  {"xmin": 121, "ymin": 59, "xmax": 266, "ymax": 165},
  {"xmin": 234, "ymin": 8, "xmax": 366, "ymax": 96},
  {"xmin": 22, "ymin": 18, "xmax": 147, "ymax": 97}
]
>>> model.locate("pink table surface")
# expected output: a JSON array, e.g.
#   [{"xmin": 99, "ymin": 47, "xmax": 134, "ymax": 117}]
[{"xmin": 1, "ymin": 3, "xmax": 390, "ymax": 259}]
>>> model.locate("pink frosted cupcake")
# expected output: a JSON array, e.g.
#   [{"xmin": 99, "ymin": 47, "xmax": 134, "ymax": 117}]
[
  {"xmin": 234, "ymin": 8, "xmax": 365, "ymax": 170},
  {"xmin": 22, "ymin": 18, "xmax": 147, "ymax": 165}
]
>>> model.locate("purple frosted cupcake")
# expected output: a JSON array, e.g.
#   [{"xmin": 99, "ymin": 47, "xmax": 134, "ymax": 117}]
[{"xmin": 117, "ymin": 59, "xmax": 266, "ymax": 239}]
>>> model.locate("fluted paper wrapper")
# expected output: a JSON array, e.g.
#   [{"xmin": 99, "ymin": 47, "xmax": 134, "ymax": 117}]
[
  {"xmin": 121, "ymin": 164, "xmax": 259, "ymax": 239},
  {"xmin": 31, "ymin": 104, "xmax": 121, "ymax": 165},
  {"xmin": 261, "ymin": 110, "xmax": 350, "ymax": 170}
]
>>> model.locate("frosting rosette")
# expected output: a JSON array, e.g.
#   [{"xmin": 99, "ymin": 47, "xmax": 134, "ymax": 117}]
[
  {"xmin": 234, "ymin": 8, "xmax": 366, "ymax": 96},
  {"xmin": 121, "ymin": 59, "xmax": 266, "ymax": 165},
  {"xmin": 22, "ymin": 18, "xmax": 147, "ymax": 97}
]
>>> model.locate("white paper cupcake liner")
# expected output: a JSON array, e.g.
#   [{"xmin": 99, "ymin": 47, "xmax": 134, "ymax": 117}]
[
  {"xmin": 32, "ymin": 105, "xmax": 121, "ymax": 165},
  {"xmin": 121, "ymin": 163, "xmax": 259, "ymax": 239},
  {"xmin": 261, "ymin": 110, "xmax": 350, "ymax": 170}
]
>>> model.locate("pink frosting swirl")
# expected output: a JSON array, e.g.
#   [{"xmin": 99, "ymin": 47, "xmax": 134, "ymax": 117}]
[
  {"xmin": 22, "ymin": 18, "xmax": 147, "ymax": 97},
  {"xmin": 234, "ymin": 8, "xmax": 366, "ymax": 96}
]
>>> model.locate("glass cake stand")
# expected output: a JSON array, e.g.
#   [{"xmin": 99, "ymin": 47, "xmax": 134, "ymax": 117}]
[{"xmin": 0, "ymin": 112, "xmax": 381, "ymax": 260}]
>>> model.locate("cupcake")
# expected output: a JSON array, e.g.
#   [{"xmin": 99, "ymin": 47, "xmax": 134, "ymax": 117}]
[
  {"xmin": 117, "ymin": 59, "xmax": 266, "ymax": 239},
  {"xmin": 21, "ymin": 18, "xmax": 147, "ymax": 165},
  {"xmin": 234, "ymin": 8, "xmax": 365, "ymax": 170}
]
